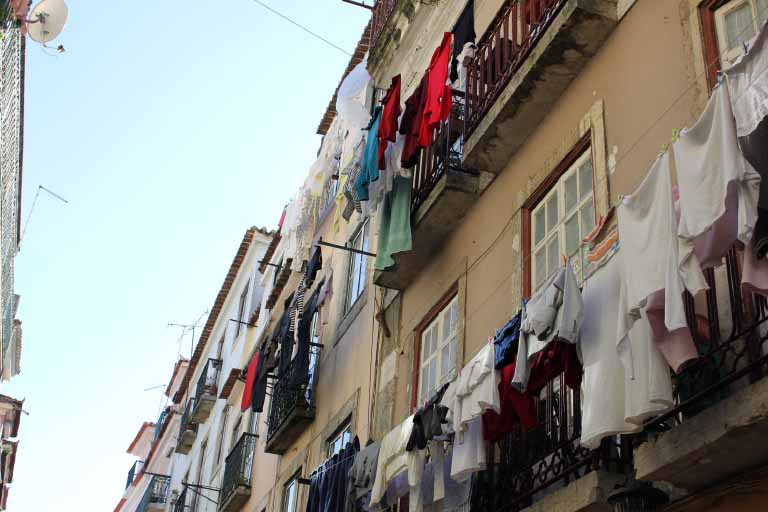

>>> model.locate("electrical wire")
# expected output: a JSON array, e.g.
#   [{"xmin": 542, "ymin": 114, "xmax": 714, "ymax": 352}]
[{"xmin": 250, "ymin": 0, "xmax": 353, "ymax": 57}]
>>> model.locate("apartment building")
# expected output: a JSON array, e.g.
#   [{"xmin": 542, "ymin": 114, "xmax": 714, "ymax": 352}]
[{"xmin": 113, "ymin": 1, "xmax": 768, "ymax": 512}]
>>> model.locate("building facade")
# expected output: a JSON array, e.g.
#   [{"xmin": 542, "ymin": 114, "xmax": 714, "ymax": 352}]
[{"xmin": 113, "ymin": 1, "xmax": 768, "ymax": 512}]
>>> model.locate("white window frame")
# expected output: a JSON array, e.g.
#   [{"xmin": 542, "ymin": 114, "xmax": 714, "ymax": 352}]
[
  {"xmin": 345, "ymin": 220, "xmax": 370, "ymax": 313},
  {"xmin": 327, "ymin": 421, "xmax": 352, "ymax": 458},
  {"xmin": 283, "ymin": 473, "xmax": 300, "ymax": 512},
  {"xmin": 530, "ymin": 150, "xmax": 595, "ymax": 291},
  {"xmin": 417, "ymin": 295, "xmax": 459, "ymax": 406},
  {"xmin": 715, "ymin": 0, "xmax": 768, "ymax": 66}
]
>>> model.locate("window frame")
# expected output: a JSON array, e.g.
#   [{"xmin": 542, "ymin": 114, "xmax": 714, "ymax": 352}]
[
  {"xmin": 411, "ymin": 283, "xmax": 459, "ymax": 410},
  {"xmin": 344, "ymin": 220, "xmax": 371, "ymax": 313},
  {"xmin": 214, "ymin": 406, "xmax": 231, "ymax": 467},
  {"xmin": 529, "ymin": 149, "xmax": 595, "ymax": 291},
  {"xmin": 522, "ymin": 134, "xmax": 593, "ymax": 298},
  {"xmin": 282, "ymin": 472, "xmax": 301, "ymax": 512},
  {"xmin": 326, "ymin": 420, "xmax": 352, "ymax": 458},
  {"xmin": 235, "ymin": 279, "xmax": 251, "ymax": 338},
  {"xmin": 699, "ymin": 0, "xmax": 768, "ymax": 87}
]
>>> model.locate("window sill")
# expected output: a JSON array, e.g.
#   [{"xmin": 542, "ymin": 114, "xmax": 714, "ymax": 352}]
[{"xmin": 332, "ymin": 291, "xmax": 369, "ymax": 348}]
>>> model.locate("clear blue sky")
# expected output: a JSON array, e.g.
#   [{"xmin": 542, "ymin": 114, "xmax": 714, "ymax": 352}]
[{"xmin": 4, "ymin": 1, "xmax": 370, "ymax": 510}]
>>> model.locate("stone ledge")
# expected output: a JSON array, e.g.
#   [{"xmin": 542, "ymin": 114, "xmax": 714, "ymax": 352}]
[
  {"xmin": 634, "ymin": 376, "xmax": 768, "ymax": 490},
  {"xmin": 521, "ymin": 470, "xmax": 625, "ymax": 512}
]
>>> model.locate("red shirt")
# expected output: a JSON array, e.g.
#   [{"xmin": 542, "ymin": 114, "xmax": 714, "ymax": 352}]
[
  {"xmin": 240, "ymin": 352, "xmax": 260, "ymax": 412},
  {"xmin": 419, "ymin": 32, "xmax": 453, "ymax": 147},
  {"xmin": 377, "ymin": 75, "xmax": 402, "ymax": 170}
]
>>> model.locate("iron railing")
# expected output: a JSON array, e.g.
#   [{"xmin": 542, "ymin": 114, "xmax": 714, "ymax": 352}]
[
  {"xmin": 195, "ymin": 358, "xmax": 223, "ymax": 400},
  {"xmin": 465, "ymin": 0, "xmax": 567, "ymax": 136},
  {"xmin": 471, "ymin": 373, "xmax": 631, "ymax": 512},
  {"xmin": 643, "ymin": 247, "xmax": 768, "ymax": 429},
  {"xmin": 153, "ymin": 408, "xmax": 169, "ymax": 442},
  {"xmin": 370, "ymin": 0, "xmax": 397, "ymax": 50},
  {"xmin": 179, "ymin": 398, "xmax": 196, "ymax": 437},
  {"xmin": 137, "ymin": 475, "xmax": 170, "ymax": 511},
  {"xmin": 410, "ymin": 89, "xmax": 474, "ymax": 213},
  {"xmin": 125, "ymin": 460, "xmax": 143, "ymax": 490},
  {"xmin": 173, "ymin": 487, "xmax": 189, "ymax": 512},
  {"xmin": 218, "ymin": 433, "xmax": 258, "ymax": 509},
  {"xmin": 266, "ymin": 345, "xmax": 321, "ymax": 441}
]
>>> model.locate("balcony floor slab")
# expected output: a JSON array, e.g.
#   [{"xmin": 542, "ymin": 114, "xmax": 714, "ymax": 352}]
[
  {"xmin": 521, "ymin": 470, "xmax": 625, "ymax": 512},
  {"xmin": 635, "ymin": 375, "xmax": 768, "ymax": 490},
  {"xmin": 463, "ymin": 0, "xmax": 618, "ymax": 175}
]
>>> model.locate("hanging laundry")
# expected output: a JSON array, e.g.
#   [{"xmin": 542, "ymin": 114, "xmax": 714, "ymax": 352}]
[
  {"xmin": 449, "ymin": 415, "xmax": 486, "ymax": 483},
  {"xmin": 444, "ymin": 342, "xmax": 500, "ymax": 435},
  {"xmin": 306, "ymin": 246, "xmax": 323, "ymax": 286},
  {"xmin": 579, "ymin": 248, "xmax": 673, "ymax": 449},
  {"xmin": 493, "ymin": 313, "xmax": 521, "ymax": 369},
  {"xmin": 378, "ymin": 75, "xmax": 402, "ymax": 170},
  {"xmin": 674, "ymin": 79, "xmax": 760, "ymax": 273},
  {"xmin": 307, "ymin": 439, "xmax": 359, "ymax": 512},
  {"xmin": 617, "ymin": 150, "xmax": 704, "ymax": 372},
  {"xmin": 482, "ymin": 359, "xmax": 536, "ymax": 441},
  {"xmin": 450, "ymin": 1, "xmax": 476, "ymax": 83},
  {"xmin": 419, "ymin": 33, "xmax": 454, "ymax": 148},
  {"xmin": 374, "ymin": 176, "xmax": 413, "ymax": 272},
  {"xmin": 356, "ymin": 108, "xmax": 383, "ymax": 202},
  {"xmin": 370, "ymin": 415, "xmax": 420, "ymax": 508},
  {"xmin": 293, "ymin": 289, "xmax": 319, "ymax": 387},
  {"xmin": 723, "ymin": 22, "xmax": 768, "ymax": 139},
  {"xmin": 347, "ymin": 441, "xmax": 381, "ymax": 512},
  {"xmin": 400, "ymin": 75, "xmax": 429, "ymax": 169},
  {"xmin": 512, "ymin": 261, "xmax": 583, "ymax": 392},
  {"xmin": 406, "ymin": 383, "xmax": 450, "ymax": 451},
  {"xmin": 240, "ymin": 352, "xmax": 260, "ymax": 412},
  {"xmin": 337, "ymin": 59, "xmax": 374, "ymax": 137},
  {"xmin": 251, "ymin": 343, "xmax": 277, "ymax": 413}
]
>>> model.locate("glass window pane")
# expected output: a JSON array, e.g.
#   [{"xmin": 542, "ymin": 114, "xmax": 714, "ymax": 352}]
[
  {"xmin": 535, "ymin": 248, "xmax": 546, "ymax": 287},
  {"xmin": 565, "ymin": 215, "xmax": 580, "ymax": 256},
  {"xmin": 450, "ymin": 300, "xmax": 458, "ymax": 331},
  {"xmin": 725, "ymin": 3, "xmax": 756, "ymax": 50},
  {"xmin": 442, "ymin": 310, "xmax": 451, "ymax": 341},
  {"xmin": 547, "ymin": 235, "xmax": 560, "ymax": 276},
  {"xmin": 534, "ymin": 208, "xmax": 545, "ymax": 245},
  {"xmin": 441, "ymin": 344, "xmax": 450, "ymax": 379},
  {"xmin": 579, "ymin": 158, "xmax": 594, "ymax": 199},
  {"xmin": 581, "ymin": 201, "xmax": 595, "ymax": 236},
  {"xmin": 449, "ymin": 337, "xmax": 456, "ymax": 374},
  {"xmin": 427, "ymin": 361, "xmax": 436, "ymax": 397},
  {"xmin": 546, "ymin": 194, "xmax": 558, "ymax": 232},
  {"xmin": 758, "ymin": 0, "xmax": 768, "ymax": 25},
  {"xmin": 564, "ymin": 174, "xmax": 578, "ymax": 213},
  {"xmin": 422, "ymin": 330, "xmax": 432, "ymax": 362}
]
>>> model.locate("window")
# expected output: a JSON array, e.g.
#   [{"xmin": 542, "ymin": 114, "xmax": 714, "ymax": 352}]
[
  {"xmin": 231, "ymin": 414, "xmax": 243, "ymax": 451},
  {"xmin": 714, "ymin": 0, "xmax": 768, "ymax": 65},
  {"xmin": 248, "ymin": 410, "xmax": 259, "ymax": 435},
  {"xmin": 191, "ymin": 440, "xmax": 207, "ymax": 511},
  {"xmin": 305, "ymin": 310, "xmax": 321, "ymax": 402},
  {"xmin": 235, "ymin": 280, "xmax": 251, "ymax": 337},
  {"xmin": 327, "ymin": 421, "xmax": 352, "ymax": 458},
  {"xmin": 214, "ymin": 406, "xmax": 231, "ymax": 466},
  {"xmin": 283, "ymin": 474, "xmax": 300, "ymax": 512},
  {"xmin": 417, "ymin": 295, "xmax": 459, "ymax": 406},
  {"xmin": 345, "ymin": 220, "xmax": 370, "ymax": 312},
  {"xmin": 530, "ymin": 149, "xmax": 595, "ymax": 290}
]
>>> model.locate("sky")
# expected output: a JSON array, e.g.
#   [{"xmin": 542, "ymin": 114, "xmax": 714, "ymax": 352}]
[{"xmin": 4, "ymin": 1, "xmax": 370, "ymax": 510}]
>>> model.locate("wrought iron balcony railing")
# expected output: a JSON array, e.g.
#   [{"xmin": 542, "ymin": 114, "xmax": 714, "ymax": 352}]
[
  {"xmin": 410, "ymin": 89, "xmax": 474, "ymax": 213},
  {"xmin": 471, "ymin": 372, "xmax": 631, "ymax": 512},
  {"xmin": 125, "ymin": 460, "xmax": 143, "ymax": 490},
  {"xmin": 137, "ymin": 475, "xmax": 170, "ymax": 511},
  {"xmin": 370, "ymin": 0, "xmax": 397, "ymax": 51},
  {"xmin": 643, "ymin": 247, "xmax": 768, "ymax": 429},
  {"xmin": 465, "ymin": 0, "xmax": 566, "ymax": 136},
  {"xmin": 218, "ymin": 433, "xmax": 258, "ymax": 511},
  {"xmin": 195, "ymin": 358, "xmax": 223, "ymax": 401},
  {"xmin": 175, "ymin": 398, "xmax": 199, "ymax": 454},
  {"xmin": 265, "ymin": 345, "xmax": 321, "ymax": 453},
  {"xmin": 173, "ymin": 487, "xmax": 189, "ymax": 512}
]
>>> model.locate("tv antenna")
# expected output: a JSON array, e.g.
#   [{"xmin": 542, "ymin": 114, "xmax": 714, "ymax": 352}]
[{"xmin": 27, "ymin": 0, "xmax": 68, "ymax": 43}]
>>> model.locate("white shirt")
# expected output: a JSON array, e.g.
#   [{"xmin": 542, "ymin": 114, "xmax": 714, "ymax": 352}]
[
  {"xmin": 370, "ymin": 415, "xmax": 416, "ymax": 506},
  {"xmin": 723, "ymin": 22, "xmax": 768, "ymax": 137},
  {"xmin": 449, "ymin": 343, "xmax": 500, "ymax": 435}
]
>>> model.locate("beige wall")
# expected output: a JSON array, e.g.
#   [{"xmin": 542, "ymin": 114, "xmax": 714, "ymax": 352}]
[{"xmin": 385, "ymin": 0, "xmax": 710, "ymax": 424}]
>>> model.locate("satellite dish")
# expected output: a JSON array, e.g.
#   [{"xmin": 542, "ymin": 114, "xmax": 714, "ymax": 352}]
[{"xmin": 27, "ymin": 0, "xmax": 68, "ymax": 43}]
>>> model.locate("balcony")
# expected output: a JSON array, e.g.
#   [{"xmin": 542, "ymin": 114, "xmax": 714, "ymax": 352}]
[
  {"xmin": 463, "ymin": 0, "xmax": 617, "ymax": 175},
  {"xmin": 374, "ymin": 90, "xmax": 482, "ymax": 290},
  {"xmin": 173, "ymin": 487, "xmax": 189, "ymax": 512},
  {"xmin": 218, "ymin": 433, "xmax": 258, "ymax": 512},
  {"xmin": 471, "ymin": 372, "xmax": 630, "ymax": 512},
  {"xmin": 175, "ymin": 398, "xmax": 199, "ymax": 455},
  {"xmin": 137, "ymin": 476, "xmax": 170, "ymax": 512},
  {"xmin": 370, "ymin": 0, "xmax": 397, "ymax": 52},
  {"xmin": 633, "ymin": 248, "xmax": 768, "ymax": 491},
  {"xmin": 264, "ymin": 346, "xmax": 320, "ymax": 454},
  {"xmin": 125, "ymin": 460, "xmax": 143, "ymax": 490},
  {"xmin": 190, "ymin": 358, "xmax": 222, "ymax": 424}
]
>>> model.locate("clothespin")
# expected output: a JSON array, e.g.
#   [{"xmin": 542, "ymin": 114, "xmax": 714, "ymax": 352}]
[
  {"xmin": 671, "ymin": 128, "xmax": 680, "ymax": 143},
  {"xmin": 743, "ymin": 40, "xmax": 750, "ymax": 56}
]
